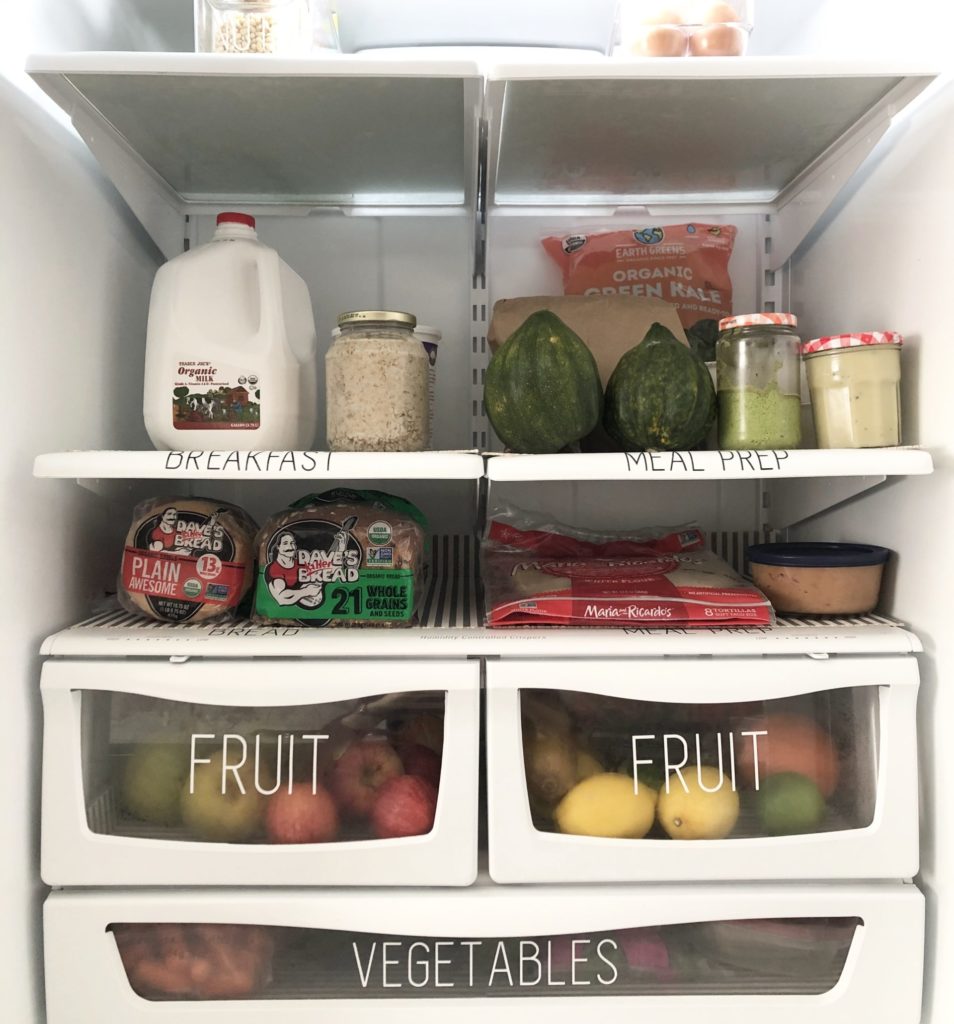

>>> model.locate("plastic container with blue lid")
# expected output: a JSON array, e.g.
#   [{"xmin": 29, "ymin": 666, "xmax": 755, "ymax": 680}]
[{"xmin": 747, "ymin": 542, "xmax": 891, "ymax": 616}]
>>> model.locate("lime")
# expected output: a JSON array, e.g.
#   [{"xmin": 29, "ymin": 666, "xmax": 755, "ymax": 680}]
[{"xmin": 757, "ymin": 772, "xmax": 827, "ymax": 836}]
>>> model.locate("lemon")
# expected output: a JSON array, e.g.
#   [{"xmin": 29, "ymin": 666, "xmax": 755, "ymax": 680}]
[
  {"xmin": 555, "ymin": 772, "xmax": 656, "ymax": 839},
  {"xmin": 657, "ymin": 766, "xmax": 740, "ymax": 840}
]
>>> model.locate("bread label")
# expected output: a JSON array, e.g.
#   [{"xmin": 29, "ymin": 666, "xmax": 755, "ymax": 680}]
[
  {"xmin": 121, "ymin": 506, "xmax": 247, "ymax": 621},
  {"xmin": 255, "ymin": 517, "xmax": 414, "ymax": 624}
]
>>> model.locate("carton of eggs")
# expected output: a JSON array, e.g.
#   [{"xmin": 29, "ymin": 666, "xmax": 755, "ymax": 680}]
[{"xmin": 621, "ymin": 1, "xmax": 753, "ymax": 58}]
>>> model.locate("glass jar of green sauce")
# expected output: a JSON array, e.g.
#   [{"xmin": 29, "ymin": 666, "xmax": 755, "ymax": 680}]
[{"xmin": 717, "ymin": 313, "xmax": 802, "ymax": 450}]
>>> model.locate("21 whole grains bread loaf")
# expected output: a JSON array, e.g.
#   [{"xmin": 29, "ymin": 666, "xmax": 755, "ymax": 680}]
[{"xmin": 253, "ymin": 489, "xmax": 427, "ymax": 628}]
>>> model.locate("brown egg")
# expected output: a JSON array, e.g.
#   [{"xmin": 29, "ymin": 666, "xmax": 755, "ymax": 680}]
[
  {"xmin": 634, "ymin": 26, "xmax": 688, "ymax": 57},
  {"xmin": 689, "ymin": 23, "xmax": 747, "ymax": 56},
  {"xmin": 702, "ymin": 2, "xmax": 742, "ymax": 22}
]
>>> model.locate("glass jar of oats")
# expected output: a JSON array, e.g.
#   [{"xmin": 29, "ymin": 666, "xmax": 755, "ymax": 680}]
[
  {"xmin": 326, "ymin": 311, "xmax": 429, "ymax": 452},
  {"xmin": 195, "ymin": 0, "xmax": 312, "ymax": 55}
]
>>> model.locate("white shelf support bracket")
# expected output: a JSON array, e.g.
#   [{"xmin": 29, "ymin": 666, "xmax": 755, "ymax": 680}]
[
  {"xmin": 767, "ymin": 474, "xmax": 888, "ymax": 530},
  {"xmin": 71, "ymin": 106, "xmax": 188, "ymax": 261},
  {"xmin": 769, "ymin": 76, "xmax": 930, "ymax": 270}
]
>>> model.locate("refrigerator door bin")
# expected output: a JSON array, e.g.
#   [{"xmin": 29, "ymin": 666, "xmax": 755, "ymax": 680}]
[
  {"xmin": 41, "ymin": 658, "xmax": 479, "ymax": 886},
  {"xmin": 43, "ymin": 882, "xmax": 924, "ymax": 1022},
  {"xmin": 487, "ymin": 656, "xmax": 918, "ymax": 883}
]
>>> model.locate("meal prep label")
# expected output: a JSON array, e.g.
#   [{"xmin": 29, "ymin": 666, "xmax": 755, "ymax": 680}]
[
  {"xmin": 255, "ymin": 517, "xmax": 414, "ymax": 623},
  {"xmin": 172, "ymin": 360, "xmax": 261, "ymax": 430},
  {"xmin": 123, "ymin": 508, "xmax": 245, "ymax": 621}
]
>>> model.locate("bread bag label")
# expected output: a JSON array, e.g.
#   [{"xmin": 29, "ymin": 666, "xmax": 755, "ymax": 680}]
[
  {"xmin": 255, "ymin": 517, "xmax": 415, "ymax": 624},
  {"xmin": 121, "ymin": 506, "xmax": 248, "ymax": 622}
]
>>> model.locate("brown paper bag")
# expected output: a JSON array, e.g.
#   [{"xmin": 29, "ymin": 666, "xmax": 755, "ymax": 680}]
[{"xmin": 487, "ymin": 295, "xmax": 688, "ymax": 388}]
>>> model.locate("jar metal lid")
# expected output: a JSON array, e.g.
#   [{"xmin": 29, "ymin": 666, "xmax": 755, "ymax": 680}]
[
  {"xmin": 747, "ymin": 542, "xmax": 891, "ymax": 569},
  {"xmin": 801, "ymin": 331, "xmax": 903, "ymax": 356},
  {"xmin": 337, "ymin": 310, "xmax": 417, "ymax": 329},
  {"xmin": 719, "ymin": 312, "xmax": 798, "ymax": 332}
]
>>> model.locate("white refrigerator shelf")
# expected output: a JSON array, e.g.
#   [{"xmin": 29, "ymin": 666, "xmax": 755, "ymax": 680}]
[
  {"xmin": 41, "ymin": 536, "xmax": 920, "ymax": 659},
  {"xmin": 485, "ymin": 447, "xmax": 934, "ymax": 482},
  {"xmin": 33, "ymin": 449, "xmax": 485, "ymax": 482}
]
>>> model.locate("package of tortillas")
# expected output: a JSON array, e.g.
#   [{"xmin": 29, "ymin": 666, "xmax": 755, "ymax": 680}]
[
  {"xmin": 482, "ymin": 504, "xmax": 774, "ymax": 628},
  {"xmin": 118, "ymin": 497, "xmax": 258, "ymax": 623},
  {"xmin": 253, "ymin": 489, "xmax": 428, "ymax": 628}
]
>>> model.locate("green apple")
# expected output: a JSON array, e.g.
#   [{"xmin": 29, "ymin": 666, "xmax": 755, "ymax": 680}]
[
  {"xmin": 120, "ymin": 742, "xmax": 191, "ymax": 827},
  {"xmin": 181, "ymin": 751, "xmax": 265, "ymax": 842}
]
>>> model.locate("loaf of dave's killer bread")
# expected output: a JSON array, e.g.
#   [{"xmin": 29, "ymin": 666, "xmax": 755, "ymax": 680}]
[
  {"xmin": 253, "ymin": 489, "xmax": 427, "ymax": 628},
  {"xmin": 118, "ymin": 497, "xmax": 258, "ymax": 624}
]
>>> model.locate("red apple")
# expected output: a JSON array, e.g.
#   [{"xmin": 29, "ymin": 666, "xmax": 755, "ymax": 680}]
[
  {"xmin": 331, "ymin": 739, "xmax": 404, "ymax": 819},
  {"xmin": 371, "ymin": 775, "xmax": 438, "ymax": 839},
  {"xmin": 397, "ymin": 742, "xmax": 442, "ymax": 789},
  {"xmin": 264, "ymin": 782, "xmax": 339, "ymax": 844}
]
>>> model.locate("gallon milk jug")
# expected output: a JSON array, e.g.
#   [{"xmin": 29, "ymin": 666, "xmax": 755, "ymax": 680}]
[{"xmin": 144, "ymin": 212, "xmax": 318, "ymax": 451}]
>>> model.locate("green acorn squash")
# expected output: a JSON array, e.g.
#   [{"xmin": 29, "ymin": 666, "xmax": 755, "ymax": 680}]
[
  {"xmin": 485, "ymin": 310, "xmax": 603, "ymax": 454},
  {"xmin": 604, "ymin": 322, "xmax": 716, "ymax": 452}
]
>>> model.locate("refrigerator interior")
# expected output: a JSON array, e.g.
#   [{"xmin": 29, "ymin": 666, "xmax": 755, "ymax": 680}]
[{"xmin": 3, "ymin": 1, "xmax": 953, "ymax": 1021}]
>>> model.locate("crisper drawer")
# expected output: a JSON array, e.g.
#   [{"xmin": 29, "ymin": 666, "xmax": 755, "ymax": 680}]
[
  {"xmin": 486, "ymin": 656, "xmax": 918, "ymax": 883},
  {"xmin": 41, "ymin": 658, "xmax": 479, "ymax": 886},
  {"xmin": 43, "ymin": 882, "xmax": 923, "ymax": 1023}
]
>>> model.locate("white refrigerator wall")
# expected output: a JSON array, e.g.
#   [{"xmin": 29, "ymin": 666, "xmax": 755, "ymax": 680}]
[
  {"xmin": 5, "ymin": 3, "xmax": 953, "ymax": 1024},
  {"xmin": 1, "ymin": 7, "xmax": 163, "ymax": 1021},
  {"xmin": 789, "ymin": 79, "xmax": 954, "ymax": 1024}
]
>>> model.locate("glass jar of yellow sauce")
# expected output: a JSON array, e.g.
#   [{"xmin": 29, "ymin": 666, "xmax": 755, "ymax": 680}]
[{"xmin": 802, "ymin": 333, "xmax": 903, "ymax": 449}]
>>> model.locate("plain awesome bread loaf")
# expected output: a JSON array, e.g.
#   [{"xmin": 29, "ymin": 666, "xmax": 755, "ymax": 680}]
[{"xmin": 119, "ymin": 496, "xmax": 258, "ymax": 623}]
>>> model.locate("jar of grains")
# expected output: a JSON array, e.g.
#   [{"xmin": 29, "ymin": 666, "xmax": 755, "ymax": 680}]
[
  {"xmin": 326, "ymin": 311, "xmax": 429, "ymax": 451},
  {"xmin": 717, "ymin": 313, "xmax": 802, "ymax": 450},
  {"xmin": 195, "ymin": 0, "xmax": 312, "ymax": 55}
]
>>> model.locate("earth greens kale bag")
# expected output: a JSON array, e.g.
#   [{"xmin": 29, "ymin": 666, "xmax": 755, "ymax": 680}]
[{"xmin": 543, "ymin": 224, "xmax": 737, "ymax": 344}]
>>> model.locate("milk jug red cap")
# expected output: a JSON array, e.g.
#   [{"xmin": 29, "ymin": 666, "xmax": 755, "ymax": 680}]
[{"xmin": 216, "ymin": 212, "xmax": 256, "ymax": 229}]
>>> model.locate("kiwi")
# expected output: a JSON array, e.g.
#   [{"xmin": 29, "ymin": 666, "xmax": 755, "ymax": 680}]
[{"xmin": 524, "ymin": 732, "xmax": 579, "ymax": 806}]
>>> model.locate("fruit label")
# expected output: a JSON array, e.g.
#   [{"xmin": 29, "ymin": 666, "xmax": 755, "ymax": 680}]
[
  {"xmin": 255, "ymin": 517, "xmax": 414, "ymax": 624},
  {"xmin": 632, "ymin": 731, "xmax": 769, "ymax": 794},
  {"xmin": 188, "ymin": 733, "xmax": 329, "ymax": 796},
  {"xmin": 172, "ymin": 361, "xmax": 261, "ymax": 430},
  {"xmin": 122, "ymin": 506, "xmax": 246, "ymax": 621}
]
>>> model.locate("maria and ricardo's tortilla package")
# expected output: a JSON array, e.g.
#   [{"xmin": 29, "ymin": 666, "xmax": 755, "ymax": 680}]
[
  {"xmin": 482, "ymin": 505, "xmax": 774, "ymax": 629},
  {"xmin": 543, "ymin": 223, "xmax": 737, "ymax": 360},
  {"xmin": 253, "ymin": 489, "xmax": 428, "ymax": 628},
  {"xmin": 119, "ymin": 497, "xmax": 259, "ymax": 624}
]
